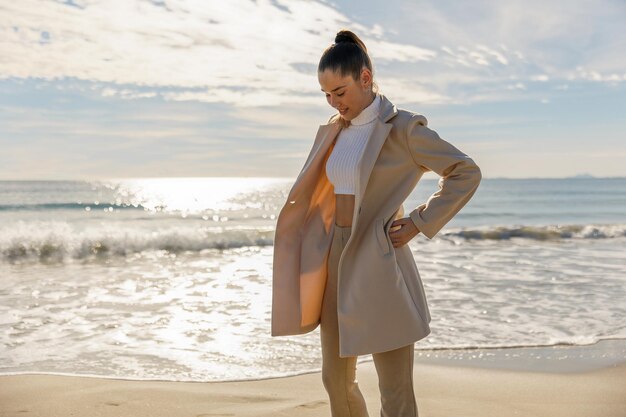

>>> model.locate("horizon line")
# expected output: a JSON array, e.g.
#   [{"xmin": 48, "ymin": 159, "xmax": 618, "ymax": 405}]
[{"xmin": 1, "ymin": 175, "xmax": 625, "ymax": 181}]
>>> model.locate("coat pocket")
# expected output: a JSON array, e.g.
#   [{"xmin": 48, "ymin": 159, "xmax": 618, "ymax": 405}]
[{"xmin": 375, "ymin": 217, "xmax": 391, "ymax": 255}]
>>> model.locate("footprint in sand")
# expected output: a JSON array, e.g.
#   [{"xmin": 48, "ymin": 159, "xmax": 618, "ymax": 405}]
[
  {"xmin": 195, "ymin": 414, "xmax": 235, "ymax": 417},
  {"xmin": 296, "ymin": 400, "xmax": 327, "ymax": 409}
]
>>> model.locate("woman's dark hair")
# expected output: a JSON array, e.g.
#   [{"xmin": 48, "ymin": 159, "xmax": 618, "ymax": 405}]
[{"xmin": 318, "ymin": 29, "xmax": 379, "ymax": 93}]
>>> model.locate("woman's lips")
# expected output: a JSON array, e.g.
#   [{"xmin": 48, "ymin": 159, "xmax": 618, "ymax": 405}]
[{"xmin": 339, "ymin": 108, "xmax": 348, "ymax": 115}]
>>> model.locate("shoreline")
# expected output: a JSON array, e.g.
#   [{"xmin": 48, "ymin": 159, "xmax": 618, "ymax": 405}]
[
  {"xmin": 409, "ymin": 337, "xmax": 626, "ymax": 373},
  {"xmin": 2, "ymin": 338, "xmax": 624, "ymax": 383},
  {"xmin": 1, "ymin": 341, "xmax": 625, "ymax": 417}
]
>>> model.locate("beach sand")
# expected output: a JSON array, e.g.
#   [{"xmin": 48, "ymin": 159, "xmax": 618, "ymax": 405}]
[{"xmin": 1, "ymin": 340, "xmax": 625, "ymax": 417}]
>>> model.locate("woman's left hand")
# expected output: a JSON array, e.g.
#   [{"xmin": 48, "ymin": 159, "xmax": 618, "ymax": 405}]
[{"xmin": 388, "ymin": 217, "xmax": 420, "ymax": 248}]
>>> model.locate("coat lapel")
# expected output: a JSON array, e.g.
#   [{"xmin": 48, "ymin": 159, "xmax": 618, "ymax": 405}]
[
  {"xmin": 353, "ymin": 118, "xmax": 393, "ymax": 226},
  {"xmin": 287, "ymin": 122, "xmax": 341, "ymax": 203},
  {"xmin": 329, "ymin": 93, "xmax": 398, "ymax": 228}
]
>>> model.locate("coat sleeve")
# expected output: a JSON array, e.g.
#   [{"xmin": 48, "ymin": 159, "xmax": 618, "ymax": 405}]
[{"xmin": 404, "ymin": 114, "xmax": 482, "ymax": 239}]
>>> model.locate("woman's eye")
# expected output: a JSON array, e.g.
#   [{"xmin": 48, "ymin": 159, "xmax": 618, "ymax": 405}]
[{"xmin": 337, "ymin": 93, "xmax": 344, "ymax": 97}]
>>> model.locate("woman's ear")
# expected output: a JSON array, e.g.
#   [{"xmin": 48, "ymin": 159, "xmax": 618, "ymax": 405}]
[{"xmin": 360, "ymin": 68, "xmax": 372, "ymax": 89}]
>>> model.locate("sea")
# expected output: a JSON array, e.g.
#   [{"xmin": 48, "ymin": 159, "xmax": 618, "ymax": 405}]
[{"xmin": 1, "ymin": 177, "xmax": 625, "ymax": 381}]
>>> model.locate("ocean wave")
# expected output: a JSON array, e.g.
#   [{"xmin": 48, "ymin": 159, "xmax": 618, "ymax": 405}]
[
  {"xmin": 2, "ymin": 221, "xmax": 625, "ymax": 264},
  {"xmin": 0, "ymin": 202, "xmax": 146, "ymax": 211},
  {"xmin": 0, "ymin": 221, "xmax": 274, "ymax": 263},
  {"xmin": 446, "ymin": 223, "xmax": 626, "ymax": 240}
]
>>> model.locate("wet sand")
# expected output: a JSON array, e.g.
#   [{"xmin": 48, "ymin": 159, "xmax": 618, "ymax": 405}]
[{"xmin": 1, "ymin": 340, "xmax": 625, "ymax": 417}]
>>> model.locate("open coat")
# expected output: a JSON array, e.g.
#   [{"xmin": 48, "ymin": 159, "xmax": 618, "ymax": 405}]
[{"xmin": 271, "ymin": 92, "xmax": 482, "ymax": 357}]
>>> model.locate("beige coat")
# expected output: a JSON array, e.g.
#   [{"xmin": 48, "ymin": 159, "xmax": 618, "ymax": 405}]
[{"xmin": 271, "ymin": 92, "xmax": 482, "ymax": 357}]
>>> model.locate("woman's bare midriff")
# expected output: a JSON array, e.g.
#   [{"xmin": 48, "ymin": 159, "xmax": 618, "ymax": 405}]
[{"xmin": 334, "ymin": 193, "xmax": 355, "ymax": 227}]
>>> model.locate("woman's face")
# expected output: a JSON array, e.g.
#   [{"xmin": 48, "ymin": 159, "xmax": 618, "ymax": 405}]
[{"xmin": 318, "ymin": 67, "xmax": 373, "ymax": 122}]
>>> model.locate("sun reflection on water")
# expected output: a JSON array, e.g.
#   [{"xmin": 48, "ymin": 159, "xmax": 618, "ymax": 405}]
[{"xmin": 99, "ymin": 177, "xmax": 286, "ymax": 215}]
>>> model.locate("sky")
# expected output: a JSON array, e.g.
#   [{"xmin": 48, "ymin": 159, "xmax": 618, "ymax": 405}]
[{"xmin": 1, "ymin": 0, "xmax": 625, "ymax": 180}]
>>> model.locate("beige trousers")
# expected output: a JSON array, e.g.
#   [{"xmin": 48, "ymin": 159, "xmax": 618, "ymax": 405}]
[{"xmin": 320, "ymin": 223, "xmax": 419, "ymax": 417}]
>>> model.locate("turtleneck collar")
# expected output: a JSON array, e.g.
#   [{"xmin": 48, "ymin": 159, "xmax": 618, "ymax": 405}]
[{"xmin": 349, "ymin": 93, "xmax": 381, "ymax": 126}]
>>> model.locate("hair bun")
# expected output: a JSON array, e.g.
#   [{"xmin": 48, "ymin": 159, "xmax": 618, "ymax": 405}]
[{"xmin": 334, "ymin": 33, "xmax": 356, "ymax": 44}]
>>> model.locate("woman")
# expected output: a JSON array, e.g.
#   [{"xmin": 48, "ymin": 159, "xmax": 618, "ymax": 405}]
[{"xmin": 271, "ymin": 29, "xmax": 482, "ymax": 417}]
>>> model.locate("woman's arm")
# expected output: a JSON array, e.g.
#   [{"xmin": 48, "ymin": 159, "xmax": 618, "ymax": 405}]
[{"xmin": 404, "ymin": 114, "xmax": 482, "ymax": 239}]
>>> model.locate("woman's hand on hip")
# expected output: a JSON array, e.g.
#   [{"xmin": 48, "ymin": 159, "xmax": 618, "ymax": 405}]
[{"xmin": 389, "ymin": 217, "xmax": 420, "ymax": 248}]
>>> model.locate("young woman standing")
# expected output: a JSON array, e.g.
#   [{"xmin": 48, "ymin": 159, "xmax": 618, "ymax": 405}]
[{"xmin": 272, "ymin": 29, "xmax": 482, "ymax": 417}]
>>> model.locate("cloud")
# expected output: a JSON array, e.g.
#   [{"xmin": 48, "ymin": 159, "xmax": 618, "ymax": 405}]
[
  {"xmin": 0, "ymin": 0, "xmax": 624, "ymax": 109},
  {"xmin": 385, "ymin": 0, "xmax": 626, "ymax": 100},
  {"xmin": 0, "ymin": 0, "xmax": 438, "ymax": 107}
]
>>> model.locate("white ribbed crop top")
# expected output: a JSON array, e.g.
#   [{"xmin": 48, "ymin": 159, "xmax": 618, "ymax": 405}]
[{"xmin": 325, "ymin": 94, "xmax": 381, "ymax": 194}]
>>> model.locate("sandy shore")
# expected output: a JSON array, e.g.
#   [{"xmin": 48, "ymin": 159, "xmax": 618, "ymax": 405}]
[{"xmin": 1, "ymin": 342, "xmax": 625, "ymax": 417}]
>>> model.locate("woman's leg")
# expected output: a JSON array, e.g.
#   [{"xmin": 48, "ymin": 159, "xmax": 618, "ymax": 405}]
[
  {"xmin": 372, "ymin": 343, "xmax": 419, "ymax": 417},
  {"xmin": 320, "ymin": 225, "xmax": 370, "ymax": 417}
]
